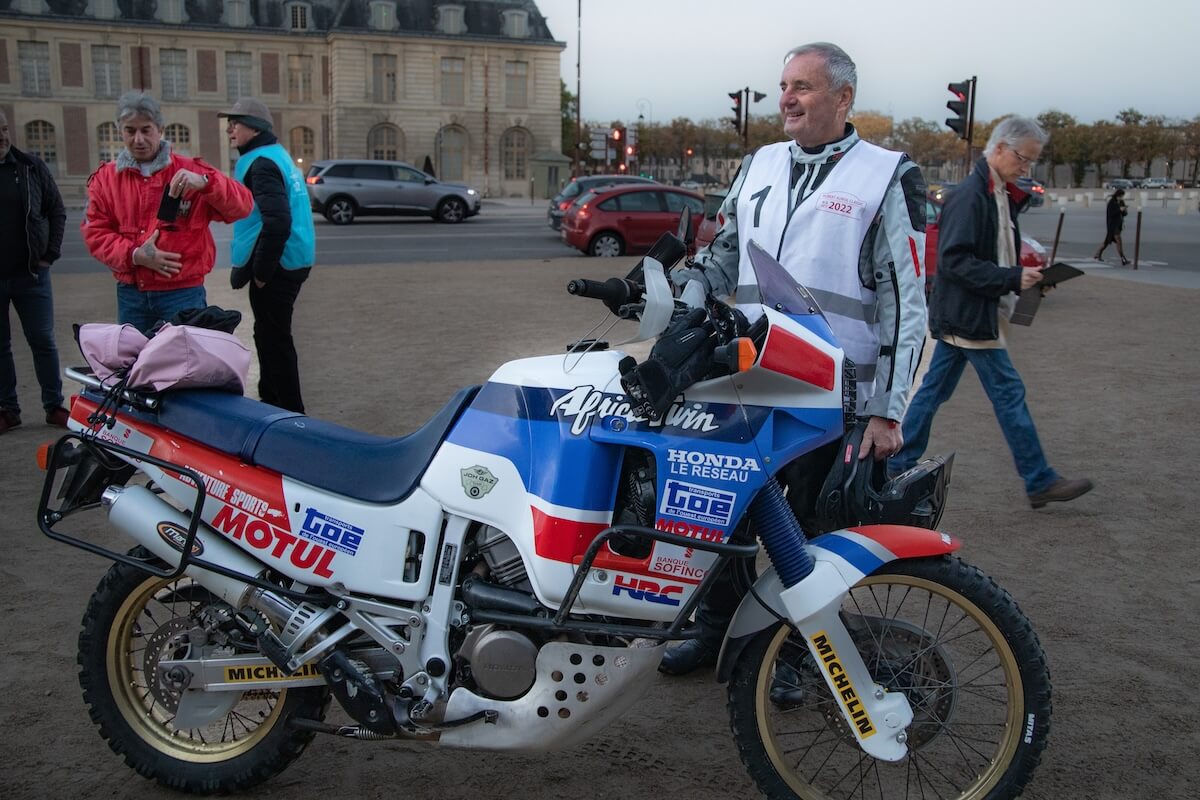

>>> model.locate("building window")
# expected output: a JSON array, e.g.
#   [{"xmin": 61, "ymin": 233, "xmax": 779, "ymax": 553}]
[
  {"xmin": 161, "ymin": 49, "xmax": 188, "ymax": 101},
  {"xmin": 225, "ymin": 0, "xmax": 249, "ymax": 28},
  {"xmin": 368, "ymin": 124, "xmax": 400, "ymax": 161},
  {"xmin": 226, "ymin": 51, "xmax": 252, "ymax": 102},
  {"xmin": 91, "ymin": 45, "xmax": 122, "ymax": 99},
  {"xmin": 165, "ymin": 123, "xmax": 191, "ymax": 157},
  {"xmin": 19, "ymin": 41, "xmax": 51, "ymax": 98},
  {"xmin": 504, "ymin": 61, "xmax": 527, "ymax": 108},
  {"xmin": 288, "ymin": 54, "xmax": 313, "ymax": 103},
  {"xmin": 159, "ymin": 0, "xmax": 185, "ymax": 24},
  {"xmin": 25, "ymin": 121, "xmax": 57, "ymax": 174},
  {"xmin": 436, "ymin": 4, "xmax": 465, "ymax": 35},
  {"xmin": 97, "ymin": 122, "xmax": 122, "ymax": 163},
  {"xmin": 290, "ymin": 126, "xmax": 315, "ymax": 165},
  {"xmin": 436, "ymin": 125, "xmax": 465, "ymax": 182},
  {"xmin": 440, "ymin": 57, "xmax": 464, "ymax": 106},
  {"xmin": 501, "ymin": 128, "xmax": 529, "ymax": 180},
  {"xmin": 369, "ymin": 0, "xmax": 395, "ymax": 31},
  {"xmin": 372, "ymin": 54, "xmax": 397, "ymax": 104},
  {"xmin": 88, "ymin": 0, "xmax": 118, "ymax": 19},
  {"xmin": 501, "ymin": 9, "xmax": 528, "ymax": 38},
  {"xmin": 287, "ymin": 2, "xmax": 310, "ymax": 31},
  {"xmin": 18, "ymin": 0, "xmax": 43, "ymax": 12}
]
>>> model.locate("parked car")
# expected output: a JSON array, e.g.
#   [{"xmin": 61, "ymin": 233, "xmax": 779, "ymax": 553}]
[
  {"xmin": 924, "ymin": 191, "xmax": 1045, "ymax": 297},
  {"xmin": 305, "ymin": 159, "xmax": 481, "ymax": 225},
  {"xmin": 546, "ymin": 174, "xmax": 656, "ymax": 230},
  {"xmin": 560, "ymin": 184, "xmax": 703, "ymax": 257},
  {"xmin": 1016, "ymin": 177, "xmax": 1046, "ymax": 207},
  {"xmin": 695, "ymin": 191, "xmax": 728, "ymax": 250},
  {"xmin": 679, "ymin": 180, "xmax": 702, "ymax": 190},
  {"xmin": 1103, "ymin": 178, "xmax": 1140, "ymax": 190},
  {"xmin": 1140, "ymin": 177, "xmax": 1180, "ymax": 190},
  {"xmin": 929, "ymin": 182, "xmax": 957, "ymax": 202}
]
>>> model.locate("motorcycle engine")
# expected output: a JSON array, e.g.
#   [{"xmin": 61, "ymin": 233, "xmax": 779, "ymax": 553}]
[{"xmin": 458, "ymin": 624, "xmax": 538, "ymax": 699}]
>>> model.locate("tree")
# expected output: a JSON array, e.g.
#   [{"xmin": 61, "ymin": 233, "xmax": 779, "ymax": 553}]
[
  {"xmin": 560, "ymin": 81, "xmax": 578, "ymax": 162},
  {"xmin": 1180, "ymin": 115, "xmax": 1200, "ymax": 186},
  {"xmin": 1036, "ymin": 110, "xmax": 1077, "ymax": 186},
  {"xmin": 1090, "ymin": 121, "xmax": 1119, "ymax": 184},
  {"xmin": 850, "ymin": 111, "xmax": 893, "ymax": 147},
  {"xmin": 1055, "ymin": 124, "xmax": 1094, "ymax": 187},
  {"xmin": 892, "ymin": 118, "xmax": 959, "ymax": 169}
]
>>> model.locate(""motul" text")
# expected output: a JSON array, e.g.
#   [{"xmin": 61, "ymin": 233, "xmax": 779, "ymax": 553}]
[{"xmin": 212, "ymin": 506, "xmax": 335, "ymax": 578}]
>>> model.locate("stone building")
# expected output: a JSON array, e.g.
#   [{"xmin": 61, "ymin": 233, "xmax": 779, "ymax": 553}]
[{"xmin": 0, "ymin": 0, "xmax": 566, "ymax": 201}]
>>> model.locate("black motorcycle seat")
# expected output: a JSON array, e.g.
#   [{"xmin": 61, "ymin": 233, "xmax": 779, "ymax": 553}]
[{"xmin": 87, "ymin": 385, "xmax": 480, "ymax": 504}]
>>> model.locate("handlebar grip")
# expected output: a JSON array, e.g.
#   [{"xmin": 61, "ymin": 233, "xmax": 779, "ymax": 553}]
[{"xmin": 566, "ymin": 277, "xmax": 642, "ymax": 308}]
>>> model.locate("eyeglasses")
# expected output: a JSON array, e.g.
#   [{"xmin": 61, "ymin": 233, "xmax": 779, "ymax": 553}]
[{"xmin": 1010, "ymin": 147, "xmax": 1038, "ymax": 166}]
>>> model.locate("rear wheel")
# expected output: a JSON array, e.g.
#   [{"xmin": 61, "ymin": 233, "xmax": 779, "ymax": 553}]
[
  {"xmin": 437, "ymin": 197, "xmax": 468, "ymax": 223},
  {"xmin": 78, "ymin": 548, "xmax": 329, "ymax": 794},
  {"xmin": 324, "ymin": 197, "xmax": 356, "ymax": 225},
  {"xmin": 589, "ymin": 231, "xmax": 624, "ymax": 257},
  {"xmin": 728, "ymin": 556, "xmax": 1051, "ymax": 799}
]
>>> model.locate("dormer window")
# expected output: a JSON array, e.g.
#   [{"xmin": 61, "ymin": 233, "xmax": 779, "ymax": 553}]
[
  {"xmin": 288, "ymin": 2, "xmax": 311, "ymax": 31},
  {"xmin": 369, "ymin": 0, "xmax": 395, "ymax": 31},
  {"xmin": 88, "ymin": 0, "xmax": 118, "ymax": 20},
  {"xmin": 159, "ymin": 0, "xmax": 184, "ymax": 24},
  {"xmin": 501, "ymin": 9, "xmax": 528, "ymax": 38},
  {"xmin": 19, "ymin": 0, "xmax": 46, "ymax": 12},
  {"xmin": 225, "ymin": 0, "xmax": 249, "ymax": 27},
  {"xmin": 437, "ymin": 4, "xmax": 466, "ymax": 35}
]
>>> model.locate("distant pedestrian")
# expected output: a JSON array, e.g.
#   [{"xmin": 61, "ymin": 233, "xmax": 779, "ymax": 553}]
[
  {"xmin": 890, "ymin": 116, "xmax": 1093, "ymax": 510},
  {"xmin": 220, "ymin": 98, "xmax": 315, "ymax": 413},
  {"xmin": 0, "ymin": 109, "xmax": 70, "ymax": 435},
  {"xmin": 1093, "ymin": 189, "xmax": 1130, "ymax": 265},
  {"xmin": 82, "ymin": 91, "xmax": 252, "ymax": 334}
]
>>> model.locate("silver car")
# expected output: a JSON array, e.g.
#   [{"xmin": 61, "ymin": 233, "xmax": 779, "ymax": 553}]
[{"xmin": 305, "ymin": 159, "xmax": 481, "ymax": 225}]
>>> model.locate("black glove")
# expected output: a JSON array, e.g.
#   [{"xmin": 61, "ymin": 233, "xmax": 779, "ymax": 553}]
[
  {"xmin": 230, "ymin": 265, "xmax": 252, "ymax": 290},
  {"xmin": 620, "ymin": 307, "xmax": 714, "ymax": 420}
]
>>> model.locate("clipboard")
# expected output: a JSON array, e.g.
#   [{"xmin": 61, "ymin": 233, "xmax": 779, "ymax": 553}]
[{"xmin": 1010, "ymin": 262, "xmax": 1084, "ymax": 326}]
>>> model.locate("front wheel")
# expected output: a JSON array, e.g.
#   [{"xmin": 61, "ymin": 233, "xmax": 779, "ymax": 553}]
[
  {"xmin": 728, "ymin": 556, "xmax": 1052, "ymax": 800},
  {"xmin": 436, "ymin": 197, "xmax": 468, "ymax": 223},
  {"xmin": 78, "ymin": 548, "xmax": 329, "ymax": 794}
]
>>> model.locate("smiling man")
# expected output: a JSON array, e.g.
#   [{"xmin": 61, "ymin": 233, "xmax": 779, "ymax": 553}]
[
  {"xmin": 663, "ymin": 42, "xmax": 928, "ymax": 676},
  {"xmin": 82, "ymin": 91, "xmax": 252, "ymax": 333}
]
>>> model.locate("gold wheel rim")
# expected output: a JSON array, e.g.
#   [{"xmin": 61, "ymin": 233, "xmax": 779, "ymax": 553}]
[
  {"xmin": 106, "ymin": 574, "xmax": 287, "ymax": 763},
  {"xmin": 755, "ymin": 573, "xmax": 1023, "ymax": 800}
]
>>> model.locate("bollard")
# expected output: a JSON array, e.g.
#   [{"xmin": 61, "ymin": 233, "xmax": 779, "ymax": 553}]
[
  {"xmin": 1048, "ymin": 207, "xmax": 1065, "ymax": 267},
  {"xmin": 530, "ymin": 176, "xmax": 535, "ymax": 205},
  {"xmin": 1133, "ymin": 208, "xmax": 1142, "ymax": 270}
]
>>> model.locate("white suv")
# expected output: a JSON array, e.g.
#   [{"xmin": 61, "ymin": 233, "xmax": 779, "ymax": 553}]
[
  {"xmin": 305, "ymin": 160, "xmax": 481, "ymax": 225},
  {"xmin": 1140, "ymin": 177, "xmax": 1179, "ymax": 190}
]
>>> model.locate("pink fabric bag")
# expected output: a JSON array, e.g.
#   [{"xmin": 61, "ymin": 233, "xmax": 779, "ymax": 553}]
[
  {"xmin": 77, "ymin": 323, "xmax": 150, "ymax": 382},
  {"xmin": 125, "ymin": 324, "xmax": 251, "ymax": 393}
]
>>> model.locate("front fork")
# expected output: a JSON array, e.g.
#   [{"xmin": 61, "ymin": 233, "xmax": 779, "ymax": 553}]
[
  {"xmin": 750, "ymin": 479, "xmax": 912, "ymax": 761},
  {"xmin": 777, "ymin": 561, "xmax": 913, "ymax": 761}
]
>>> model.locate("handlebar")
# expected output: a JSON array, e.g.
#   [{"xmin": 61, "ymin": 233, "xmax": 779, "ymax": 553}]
[{"xmin": 566, "ymin": 277, "xmax": 643, "ymax": 308}]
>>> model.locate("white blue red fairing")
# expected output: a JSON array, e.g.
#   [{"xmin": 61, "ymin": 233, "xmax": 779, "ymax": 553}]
[{"xmin": 420, "ymin": 257, "xmax": 852, "ymax": 621}]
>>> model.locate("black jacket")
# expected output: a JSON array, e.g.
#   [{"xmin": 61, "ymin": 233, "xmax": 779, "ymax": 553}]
[
  {"xmin": 237, "ymin": 131, "xmax": 293, "ymax": 283},
  {"xmin": 7, "ymin": 146, "xmax": 66, "ymax": 276},
  {"xmin": 929, "ymin": 157, "xmax": 1025, "ymax": 341},
  {"xmin": 1105, "ymin": 195, "xmax": 1126, "ymax": 235}
]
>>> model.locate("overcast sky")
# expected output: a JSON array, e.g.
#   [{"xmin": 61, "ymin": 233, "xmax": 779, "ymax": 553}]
[{"xmin": 536, "ymin": 0, "xmax": 1200, "ymax": 130}]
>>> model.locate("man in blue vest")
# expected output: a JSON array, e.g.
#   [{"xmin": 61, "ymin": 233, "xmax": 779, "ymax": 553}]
[{"xmin": 221, "ymin": 98, "xmax": 316, "ymax": 413}]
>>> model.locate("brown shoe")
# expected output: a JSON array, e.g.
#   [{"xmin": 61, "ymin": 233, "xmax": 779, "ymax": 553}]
[
  {"xmin": 1029, "ymin": 477, "xmax": 1094, "ymax": 509},
  {"xmin": 45, "ymin": 406, "xmax": 70, "ymax": 427},
  {"xmin": 0, "ymin": 409, "xmax": 21, "ymax": 434}
]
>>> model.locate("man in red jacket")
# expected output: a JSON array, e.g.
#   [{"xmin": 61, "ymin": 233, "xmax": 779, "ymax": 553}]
[{"xmin": 83, "ymin": 91, "xmax": 252, "ymax": 333}]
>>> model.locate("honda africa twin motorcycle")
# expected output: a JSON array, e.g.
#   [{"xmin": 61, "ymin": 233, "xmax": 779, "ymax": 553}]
[{"xmin": 38, "ymin": 230, "xmax": 1051, "ymax": 799}]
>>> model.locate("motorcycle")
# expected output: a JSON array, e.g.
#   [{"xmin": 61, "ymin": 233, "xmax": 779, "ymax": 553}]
[{"xmin": 38, "ymin": 225, "xmax": 1051, "ymax": 799}]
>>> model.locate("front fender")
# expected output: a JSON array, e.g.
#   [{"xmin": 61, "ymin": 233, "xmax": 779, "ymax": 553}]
[{"xmin": 714, "ymin": 525, "xmax": 960, "ymax": 683}]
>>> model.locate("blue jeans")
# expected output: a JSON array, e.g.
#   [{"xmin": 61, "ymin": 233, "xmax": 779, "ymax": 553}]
[
  {"xmin": 890, "ymin": 340, "xmax": 1059, "ymax": 496},
  {"xmin": 116, "ymin": 283, "xmax": 207, "ymax": 335},
  {"xmin": 1, "ymin": 268, "xmax": 63, "ymax": 413}
]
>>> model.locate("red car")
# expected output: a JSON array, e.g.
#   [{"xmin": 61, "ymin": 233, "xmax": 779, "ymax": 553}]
[
  {"xmin": 695, "ymin": 191, "xmax": 728, "ymax": 250},
  {"xmin": 924, "ymin": 192, "xmax": 1045, "ymax": 296},
  {"xmin": 561, "ymin": 184, "xmax": 704, "ymax": 257}
]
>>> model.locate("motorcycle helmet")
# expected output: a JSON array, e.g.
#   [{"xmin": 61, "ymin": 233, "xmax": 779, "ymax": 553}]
[{"xmin": 814, "ymin": 422, "xmax": 954, "ymax": 532}]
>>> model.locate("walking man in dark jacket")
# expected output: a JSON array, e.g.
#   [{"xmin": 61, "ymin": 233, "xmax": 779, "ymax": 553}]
[
  {"xmin": 0, "ymin": 110, "xmax": 70, "ymax": 434},
  {"xmin": 220, "ymin": 98, "xmax": 316, "ymax": 413},
  {"xmin": 889, "ymin": 116, "xmax": 1092, "ymax": 509}
]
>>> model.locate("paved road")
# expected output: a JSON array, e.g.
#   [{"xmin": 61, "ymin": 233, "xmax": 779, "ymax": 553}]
[{"xmin": 1019, "ymin": 201, "xmax": 1199, "ymax": 272}]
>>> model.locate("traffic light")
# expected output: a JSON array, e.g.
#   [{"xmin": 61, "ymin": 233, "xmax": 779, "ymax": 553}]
[
  {"xmin": 945, "ymin": 78, "xmax": 975, "ymax": 140},
  {"xmin": 611, "ymin": 126, "xmax": 626, "ymax": 168},
  {"xmin": 729, "ymin": 90, "xmax": 742, "ymax": 133}
]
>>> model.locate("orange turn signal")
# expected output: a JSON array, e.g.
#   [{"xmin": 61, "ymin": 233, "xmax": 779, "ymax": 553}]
[
  {"xmin": 36, "ymin": 443, "xmax": 51, "ymax": 471},
  {"xmin": 733, "ymin": 337, "xmax": 758, "ymax": 372}
]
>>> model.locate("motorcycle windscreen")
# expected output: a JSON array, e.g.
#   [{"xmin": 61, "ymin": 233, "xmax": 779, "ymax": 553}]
[{"xmin": 743, "ymin": 240, "xmax": 839, "ymax": 348}]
